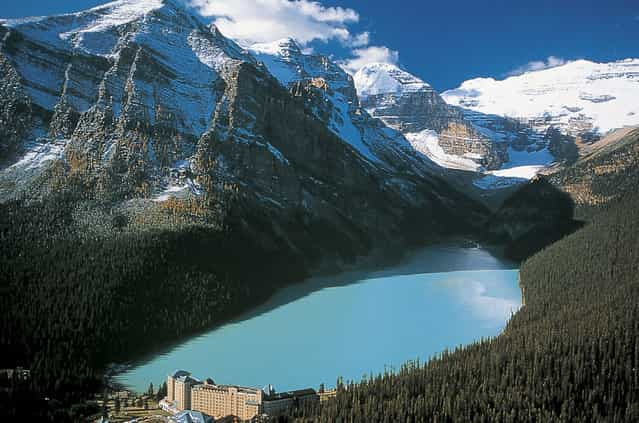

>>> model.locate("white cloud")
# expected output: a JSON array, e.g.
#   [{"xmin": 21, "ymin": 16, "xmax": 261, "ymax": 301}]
[
  {"xmin": 189, "ymin": 0, "xmax": 366, "ymax": 47},
  {"xmin": 507, "ymin": 56, "xmax": 568, "ymax": 76},
  {"xmin": 340, "ymin": 45, "xmax": 399, "ymax": 74},
  {"xmin": 349, "ymin": 31, "xmax": 370, "ymax": 48}
]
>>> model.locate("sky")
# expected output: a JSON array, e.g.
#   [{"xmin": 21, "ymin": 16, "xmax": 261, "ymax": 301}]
[{"xmin": 1, "ymin": 0, "xmax": 637, "ymax": 91}]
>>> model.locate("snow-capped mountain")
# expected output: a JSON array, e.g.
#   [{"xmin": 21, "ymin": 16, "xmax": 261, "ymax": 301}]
[
  {"xmin": 354, "ymin": 62, "xmax": 431, "ymax": 98},
  {"xmin": 0, "ymin": 0, "xmax": 253, "ymax": 137},
  {"xmin": 351, "ymin": 62, "xmax": 578, "ymax": 190},
  {"xmin": 0, "ymin": 0, "xmax": 485, "ymax": 260},
  {"xmin": 443, "ymin": 59, "xmax": 639, "ymax": 136},
  {"xmin": 248, "ymin": 38, "xmax": 439, "ymax": 175},
  {"xmin": 353, "ymin": 62, "xmax": 508, "ymax": 171}
]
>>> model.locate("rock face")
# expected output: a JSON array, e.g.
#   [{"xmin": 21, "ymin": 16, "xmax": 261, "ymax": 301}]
[
  {"xmin": 249, "ymin": 39, "xmax": 437, "ymax": 174},
  {"xmin": 0, "ymin": 0, "xmax": 487, "ymax": 270},
  {"xmin": 0, "ymin": 52, "xmax": 32, "ymax": 164},
  {"xmin": 545, "ymin": 127, "xmax": 578, "ymax": 165},
  {"xmin": 354, "ymin": 63, "xmax": 507, "ymax": 170}
]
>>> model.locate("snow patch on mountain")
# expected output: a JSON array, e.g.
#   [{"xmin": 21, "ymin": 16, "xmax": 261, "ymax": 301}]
[
  {"xmin": 442, "ymin": 59, "xmax": 639, "ymax": 134},
  {"xmin": 328, "ymin": 92, "xmax": 379, "ymax": 162},
  {"xmin": 473, "ymin": 147, "xmax": 555, "ymax": 190},
  {"xmin": 249, "ymin": 39, "xmax": 303, "ymax": 86},
  {"xmin": 9, "ymin": 139, "xmax": 67, "ymax": 171},
  {"xmin": 354, "ymin": 63, "xmax": 431, "ymax": 98},
  {"xmin": 404, "ymin": 130, "xmax": 481, "ymax": 172},
  {"xmin": 4, "ymin": 0, "xmax": 166, "ymax": 57}
]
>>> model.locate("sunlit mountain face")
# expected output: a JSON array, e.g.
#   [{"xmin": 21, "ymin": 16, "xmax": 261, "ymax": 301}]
[{"xmin": 1, "ymin": 1, "xmax": 638, "ymax": 422}]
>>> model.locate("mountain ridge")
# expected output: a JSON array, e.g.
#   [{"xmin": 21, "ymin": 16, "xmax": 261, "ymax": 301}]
[
  {"xmin": 442, "ymin": 58, "xmax": 639, "ymax": 136},
  {"xmin": 352, "ymin": 61, "xmax": 508, "ymax": 172}
]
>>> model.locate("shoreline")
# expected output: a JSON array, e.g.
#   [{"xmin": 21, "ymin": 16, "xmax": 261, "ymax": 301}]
[{"xmin": 111, "ymin": 238, "xmax": 520, "ymax": 394}]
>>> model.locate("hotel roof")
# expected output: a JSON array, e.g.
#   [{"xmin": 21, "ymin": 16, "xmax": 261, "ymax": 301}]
[
  {"xmin": 172, "ymin": 370, "xmax": 191, "ymax": 379},
  {"xmin": 264, "ymin": 388, "xmax": 317, "ymax": 401}
]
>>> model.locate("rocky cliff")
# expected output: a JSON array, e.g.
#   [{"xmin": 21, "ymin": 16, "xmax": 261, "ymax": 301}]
[{"xmin": 0, "ymin": 0, "xmax": 487, "ymax": 272}]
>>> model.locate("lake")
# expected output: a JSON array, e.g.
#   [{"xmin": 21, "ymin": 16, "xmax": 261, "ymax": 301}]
[{"xmin": 115, "ymin": 243, "xmax": 521, "ymax": 393}]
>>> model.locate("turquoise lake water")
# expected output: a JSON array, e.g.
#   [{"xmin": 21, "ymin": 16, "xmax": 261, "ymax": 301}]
[{"xmin": 116, "ymin": 244, "xmax": 520, "ymax": 393}]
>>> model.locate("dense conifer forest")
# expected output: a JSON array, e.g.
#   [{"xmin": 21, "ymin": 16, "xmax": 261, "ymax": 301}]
[
  {"xmin": 0, "ymin": 190, "xmax": 310, "ymax": 419},
  {"xmin": 281, "ymin": 184, "xmax": 639, "ymax": 421}
]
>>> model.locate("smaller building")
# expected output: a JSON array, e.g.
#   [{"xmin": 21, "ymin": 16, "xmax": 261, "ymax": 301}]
[
  {"xmin": 113, "ymin": 390, "xmax": 131, "ymax": 400},
  {"xmin": 0, "ymin": 367, "xmax": 31, "ymax": 382},
  {"xmin": 318, "ymin": 388, "xmax": 337, "ymax": 402},
  {"xmin": 263, "ymin": 388, "xmax": 319, "ymax": 416},
  {"xmin": 159, "ymin": 398, "xmax": 179, "ymax": 414}
]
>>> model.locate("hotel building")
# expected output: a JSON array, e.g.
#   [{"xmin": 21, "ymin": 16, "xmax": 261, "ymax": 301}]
[
  {"xmin": 165, "ymin": 370, "xmax": 319, "ymax": 420},
  {"xmin": 166, "ymin": 370, "xmax": 201, "ymax": 411},
  {"xmin": 191, "ymin": 380, "xmax": 263, "ymax": 420}
]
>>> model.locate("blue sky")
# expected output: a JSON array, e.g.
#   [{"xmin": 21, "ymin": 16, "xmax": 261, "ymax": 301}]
[{"xmin": 1, "ymin": 0, "xmax": 637, "ymax": 91}]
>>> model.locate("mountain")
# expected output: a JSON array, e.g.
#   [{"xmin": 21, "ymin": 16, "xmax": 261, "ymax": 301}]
[
  {"xmin": 248, "ymin": 39, "xmax": 443, "ymax": 177},
  {"xmin": 353, "ymin": 59, "xmax": 639, "ymax": 193},
  {"xmin": 0, "ymin": 1, "xmax": 492, "ymax": 405},
  {"xmin": 443, "ymin": 59, "xmax": 639, "ymax": 138},
  {"xmin": 353, "ymin": 62, "xmax": 507, "ymax": 172},
  {"xmin": 0, "ymin": 0, "xmax": 253, "ymax": 198},
  {"xmin": 0, "ymin": 0, "xmax": 484, "ymax": 241},
  {"xmin": 545, "ymin": 126, "xmax": 639, "ymax": 219},
  {"xmin": 354, "ymin": 62, "xmax": 432, "ymax": 98}
]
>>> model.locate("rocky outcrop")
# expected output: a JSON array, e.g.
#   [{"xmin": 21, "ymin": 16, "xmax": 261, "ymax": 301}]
[
  {"xmin": 438, "ymin": 121, "xmax": 508, "ymax": 169},
  {"xmin": 0, "ymin": 48, "xmax": 33, "ymax": 165},
  {"xmin": 359, "ymin": 88, "xmax": 457, "ymax": 133},
  {"xmin": 545, "ymin": 127, "xmax": 578, "ymax": 165}
]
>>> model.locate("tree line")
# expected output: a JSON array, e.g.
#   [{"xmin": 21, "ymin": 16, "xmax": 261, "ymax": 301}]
[{"xmin": 280, "ymin": 191, "xmax": 639, "ymax": 422}]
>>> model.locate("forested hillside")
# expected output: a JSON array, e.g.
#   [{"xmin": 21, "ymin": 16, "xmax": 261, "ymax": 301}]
[
  {"xmin": 284, "ymin": 132, "xmax": 639, "ymax": 421},
  {"xmin": 0, "ymin": 190, "xmax": 312, "ymax": 418},
  {"xmin": 283, "ymin": 187, "xmax": 639, "ymax": 422},
  {"xmin": 0, "ymin": 184, "xmax": 478, "ymax": 420},
  {"xmin": 548, "ymin": 128, "xmax": 639, "ymax": 219}
]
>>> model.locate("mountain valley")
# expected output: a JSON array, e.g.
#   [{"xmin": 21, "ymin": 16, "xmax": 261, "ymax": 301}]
[{"xmin": 1, "ymin": 0, "xmax": 638, "ymax": 421}]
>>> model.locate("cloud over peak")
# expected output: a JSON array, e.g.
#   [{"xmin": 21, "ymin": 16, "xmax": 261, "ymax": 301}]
[
  {"xmin": 189, "ymin": 0, "xmax": 367, "ymax": 47},
  {"xmin": 507, "ymin": 56, "xmax": 568, "ymax": 76},
  {"xmin": 340, "ymin": 46, "xmax": 400, "ymax": 74},
  {"xmin": 187, "ymin": 0, "xmax": 404, "ymax": 75}
]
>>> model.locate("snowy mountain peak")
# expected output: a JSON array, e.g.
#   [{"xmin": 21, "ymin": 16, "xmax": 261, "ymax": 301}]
[
  {"xmin": 354, "ymin": 62, "xmax": 432, "ymax": 98},
  {"xmin": 0, "ymin": 0, "xmax": 254, "ymax": 135},
  {"xmin": 250, "ymin": 38, "xmax": 302, "ymax": 56},
  {"xmin": 443, "ymin": 58, "xmax": 639, "ymax": 135},
  {"xmin": 3, "ymin": 0, "xmax": 179, "ymax": 33},
  {"xmin": 0, "ymin": 0, "xmax": 243, "ymax": 61}
]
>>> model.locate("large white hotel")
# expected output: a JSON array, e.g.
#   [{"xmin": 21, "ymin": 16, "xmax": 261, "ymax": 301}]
[{"xmin": 163, "ymin": 370, "xmax": 319, "ymax": 420}]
